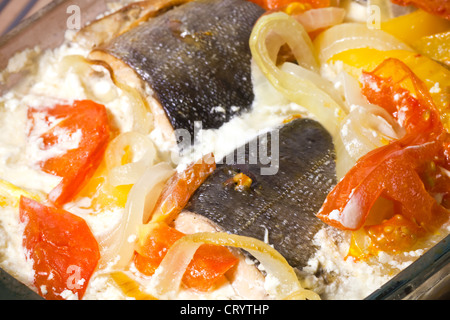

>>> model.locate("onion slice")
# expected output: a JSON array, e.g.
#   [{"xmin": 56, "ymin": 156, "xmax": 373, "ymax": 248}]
[
  {"xmin": 293, "ymin": 7, "xmax": 346, "ymax": 33},
  {"xmin": 105, "ymin": 131, "xmax": 157, "ymax": 187},
  {"xmin": 150, "ymin": 232, "xmax": 320, "ymax": 300},
  {"xmin": 313, "ymin": 22, "xmax": 413, "ymax": 64},
  {"xmin": 250, "ymin": 12, "xmax": 350, "ymax": 177},
  {"xmin": 337, "ymin": 71, "xmax": 404, "ymax": 162},
  {"xmin": 250, "ymin": 12, "xmax": 347, "ymax": 137},
  {"xmin": 98, "ymin": 162, "xmax": 175, "ymax": 268}
]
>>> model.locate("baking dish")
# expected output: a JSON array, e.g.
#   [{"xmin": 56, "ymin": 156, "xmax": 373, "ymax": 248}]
[{"xmin": 0, "ymin": 0, "xmax": 449, "ymax": 300}]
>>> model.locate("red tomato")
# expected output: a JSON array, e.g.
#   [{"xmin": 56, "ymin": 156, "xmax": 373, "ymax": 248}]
[
  {"xmin": 150, "ymin": 153, "xmax": 216, "ymax": 224},
  {"xmin": 360, "ymin": 59, "xmax": 443, "ymax": 135},
  {"xmin": 317, "ymin": 58, "xmax": 450, "ymax": 254},
  {"xmin": 365, "ymin": 214, "xmax": 427, "ymax": 254},
  {"xmin": 134, "ymin": 222, "xmax": 238, "ymax": 291},
  {"xmin": 20, "ymin": 196, "xmax": 100, "ymax": 300},
  {"xmin": 391, "ymin": 0, "xmax": 450, "ymax": 20},
  {"xmin": 28, "ymin": 100, "xmax": 110, "ymax": 206}
]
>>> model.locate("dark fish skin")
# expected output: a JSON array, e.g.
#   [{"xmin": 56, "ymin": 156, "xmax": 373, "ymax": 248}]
[
  {"xmin": 0, "ymin": 268, "xmax": 42, "ymax": 300},
  {"xmin": 100, "ymin": 0, "xmax": 264, "ymax": 136},
  {"xmin": 186, "ymin": 118, "xmax": 337, "ymax": 269}
]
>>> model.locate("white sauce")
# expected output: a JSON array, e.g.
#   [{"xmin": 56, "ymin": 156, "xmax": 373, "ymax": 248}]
[{"xmin": 0, "ymin": 3, "xmax": 448, "ymax": 301}]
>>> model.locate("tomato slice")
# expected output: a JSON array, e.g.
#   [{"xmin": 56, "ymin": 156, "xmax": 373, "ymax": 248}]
[
  {"xmin": 150, "ymin": 153, "xmax": 216, "ymax": 224},
  {"xmin": 390, "ymin": 0, "xmax": 450, "ymax": 20},
  {"xmin": 317, "ymin": 58, "xmax": 450, "ymax": 254},
  {"xmin": 20, "ymin": 196, "xmax": 100, "ymax": 300},
  {"xmin": 28, "ymin": 100, "xmax": 110, "ymax": 206},
  {"xmin": 365, "ymin": 214, "xmax": 427, "ymax": 254},
  {"xmin": 360, "ymin": 59, "xmax": 443, "ymax": 135},
  {"xmin": 134, "ymin": 222, "xmax": 238, "ymax": 291}
]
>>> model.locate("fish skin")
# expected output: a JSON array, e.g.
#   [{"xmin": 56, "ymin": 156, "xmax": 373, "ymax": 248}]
[
  {"xmin": 185, "ymin": 118, "xmax": 337, "ymax": 269},
  {"xmin": 101, "ymin": 0, "xmax": 264, "ymax": 136}
]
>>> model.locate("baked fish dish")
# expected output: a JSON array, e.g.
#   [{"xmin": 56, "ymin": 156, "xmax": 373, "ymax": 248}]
[{"xmin": 0, "ymin": 0, "xmax": 449, "ymax": 300}]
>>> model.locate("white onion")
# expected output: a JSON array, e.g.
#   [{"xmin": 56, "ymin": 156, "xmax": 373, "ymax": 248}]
[
  {"xmin": 340, "ymin": 106, "xmax": 398, "ymax": 161},
  {"xmin": 250, "ymin": 12, "xmax": 348, "ymax": 138},
  {"xmin": 281, "ymin": 62, "xmax": 348, "ymax": 113},
  {"xmin": 58, "ymin": 55, "xmax": 118, "ymax": 104},
  {"xmin": 114, "ymin": 80, "xmax": 154, "ymax": 135},
  {"xmin": 59, "ymin": 55, "xmax": 153, "ymax": 134},
  {"xmin": 250, "ymin": 12, "xmax": 351, "ymax": 178},
  {"xmin": 98, "ymin": 162, "xmax": 175, "ymax": 269},
  {"xmin": 293, "ymin": 7, "xmax": 346, "ymax": 33},
  {"xmin": 150, "ymin": 232, "xmax": 320, "ymax": 300},
  {"xmin": 337, "ymin": 71, "xmax": 404, "ymax": 163},
  {"xmin": 105, "ymin": 131, "xmax": 157, "ymax": 186},
  {"xmin": 313, "ymin": 22, "xmax": 413, "ymax": 64}
]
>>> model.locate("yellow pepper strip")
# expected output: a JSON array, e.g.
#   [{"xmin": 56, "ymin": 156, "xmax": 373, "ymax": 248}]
[
  {"xmin": 0, "ymin": 178, "xmax": 42, "ymax": 207},
  {"xmin": 109, "ymin": 271, "xmax": 158, "ymax": 300},
  {"xmin": 413, "ymin": 31, "xmax": 450, "ymax": 67},
  {"xmin": 381, "ymin": 9, "xmax": 450, "ymax": 48},
  {"xmin": 283, "ymin": 2, "xmax": 311, "ymax": 15}
]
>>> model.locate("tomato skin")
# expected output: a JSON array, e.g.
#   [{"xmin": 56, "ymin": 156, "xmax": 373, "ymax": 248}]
[
  {"xmin": 150, "ymin": 153, "xmax": 216, "ymax": 224},
  {"xmin": 365, "ymin": 214, "xmax": 427, "ymax": 254},
  {"xmin": 20, "ymin": 196, "xmax": 100, "ymax": 300},
  {"xmin": 360, "ymin": 59, "xmax": 443, "ymax": 136},
  {"xmin": 391, "ymin": 0, "xmax": 450, "ymax": 20},
  {"xmin": 317, "ymin": 58, "xmax": 450, "ymax": 254},
  {"xmin": 134, "ymin": 222, "xmax": 238, "ymax": 291},
  {"xmin": 28, "ymin": 100, "xmax": 110, "ymax": 206}
]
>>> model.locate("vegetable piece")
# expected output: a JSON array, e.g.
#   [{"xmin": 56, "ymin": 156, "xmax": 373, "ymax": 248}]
[
  {"xmin": 19, "ymin": 196, "xmax": 100, "ymax": 300},
  {"xmin": 134, "ymin": 222, "xmax": 238, "ymax": 291},
  {"xmin": 381, "ymin": 9, "xmax": 450, "ymax": 47},
  {"xmin": 105, "ymin": 132, "xmax": 157, "ymax": 187},
  {"xmin": 317, "ymin": 59, "xmax": 450, "ymax": 253},
  {"xmin": 250, "ymin": 12, "xmax": 350, "ymax": 177},
  {"xmin": 28, "ymin": 100, "xmax": 110, "ymax": 206},
  {"xmin": 76, "ymin": 131, "xmax": 158, "ymax": 213},
  {"xmin": 249, "ymin": 12, "xmax": 346, "ymax": 134},
  {"xmin": 150, "ymin": 231, "xmax": 320, "ymax": 300},
  {"xmin": 313, "ymin": 22, "xmax": 413, "ymax": 65},
  {"xmin": 338, "ymin": 71, "xmax": 403, "ymax": 164},
  {"xmin": 99, "ymin": 162, "xmax": 174, "ymax": 269},
  {"xmin": 248, "ymin": 0, "xmax": 329, "ymax": 11},
  {"xmin": 150, "ymin": 153, "xmax": 216, "ymax": 224},
  {"xmin": 317, "ymin": 138, "xmax": 448, "ymax": 231},
  {"xmin": 293, "ymin": 7, "xmax": 346, "ymax": 33},
  {"xmin": 329, "ymin": 48, "xmax": 450, "ymax": 132},
  {"xmin": 390, "ymin": 0, "xmax": 450, "ymax": 20},
  {"xmin": 413, "ymin": 31, "xmax": 450, "ymax": 67},
  {"xmin": 109, "ymin": 272, "xmax": 158, "ymax": 300},
  {"xmin": 0, "ymin": 178, "xmax": 42, "ymax": 207},
  {"xmin": 365, "ymin": 214, "xmax": 427, "ymax": 254},
  {"xmin": 75, "ymin": 159, "xmax": 132, "ymax": 212},
  {"xmin": 360, "ymin": 59, "xmax": 442, "ymax": 134}
]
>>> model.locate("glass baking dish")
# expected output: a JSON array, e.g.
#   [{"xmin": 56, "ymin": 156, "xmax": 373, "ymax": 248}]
[{"xmin": 0, "ymin": 0, "xmax": 449, "ymax": 300}]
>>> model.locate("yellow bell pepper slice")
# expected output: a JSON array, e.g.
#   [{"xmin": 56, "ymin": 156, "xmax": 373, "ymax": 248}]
[
  {"xmin": 380, "ymin": 10, "xmax": 450, "ymax": 48},
  {"xmin": 76, "ymin": 160, "xmax": 132, "ymax": 212},
  {"xmin": 0, "ymin": 179, "xmax": 42, "ymax": 207},
  {"xmin": 413, "ymin": 31, "xmax": 450, "ymax": 67}
]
